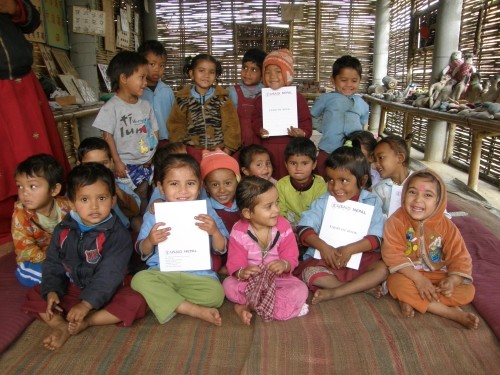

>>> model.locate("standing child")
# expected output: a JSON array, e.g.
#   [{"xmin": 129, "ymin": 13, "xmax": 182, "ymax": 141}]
[
  {"xmin": 228, "ymin": 48, "xmax": 267, "ymax": 150},
  {"xmin": 312, "ymin": 55, "xmax": 369, "ymax": 178},
  {"xmin": 382, "ymin": 169, "xmax": 478, "ymax": 329},
  {"xmin": 372, "ymin": 135, "xmax": 413, "ymax": 217},
  {"xmin": 238, "ymin": 144, "xmax": 276, "ymax": 185},
  {"xmin": 138, "ymin": 40, "xmax": 175, "ymax": 148},
  {"xmin": 77, "ymin": 137, "xmax": 141, "ymax": 232},
  {"xmin": 344, "ymin": 130, "xmax": 381, "ymax": 186},
  {"xmin": 277, "ymin": 137, "xmax": 326, "ymax": 227},
  {"xmin": 12, "ymin": 154, "xmax": 71, "ymax": 287},
  {"xmin": 22, "ymin": 163, "xmax": 147, "ymax": 350},
  {"xmin": 251, "ymin": 49, "xmax": 312, "ymax": 180},
  {"xmin": 92, "ymin": 51, "xmax": 159, "ymax": 217},
  {"xmin": 297, "ymin": 147, "xmax": 388, "ymax": 304},
  {"xmin": 167, "ymin": 54, "xmax": 241, "ymax": 162},
  {"xmin": 200, "ymin": 149, "xmax": 241, "ymax": 273},
  {"xmin": 131, "ymin": 154, "xmax": 225, "ymax": 326},
  {"xmin": 223, "ymin": 177, "xmax": 308, "ymax": 324}
]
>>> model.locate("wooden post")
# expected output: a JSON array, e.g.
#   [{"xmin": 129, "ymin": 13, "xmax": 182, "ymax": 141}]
[
  {"xmin": 468, "ymin": 130, "xmax": 483, "ymax": 191},
  {"xmin": 444, "ymin": 123, "xmax": 456, "ymax": 163}
]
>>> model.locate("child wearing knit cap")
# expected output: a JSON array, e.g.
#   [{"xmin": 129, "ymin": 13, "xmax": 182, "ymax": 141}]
[
  {"xmin": 311, "ymin": 55, "xmax": 369, "ymax": 178},
  {"xmin": 251, "ymin": 49, "xmax": 312, "ymax": 180},
  {"xmin": 200, "ymin": 149, "xmax": 241, "ymax": 273}
]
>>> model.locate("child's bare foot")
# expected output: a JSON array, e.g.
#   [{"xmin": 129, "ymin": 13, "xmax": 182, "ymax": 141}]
[
  {"xmin": 68, "ymin": 319, "xmax": 90, "ymax": 335},
  {"xmin": 198, "ymin": 307, "xmax": 222, "ymax": 326},
  {"xmin": 399, "ymin": 301, "xmax": 415, "ymax": 318},
  {"xmin": 42, "ymin": 321, "xmax": 71, "ymax": 350},
  {"xmin": 311, "ymin": 289, "xmax": 337, "ymax": 304},
  {"xmin": 365, "ymin": 282, "xmax": 388, "ymax": 299},
  {"xmin": 234, "ymin": 304, "xmax": 252, "ymax": 325},
  {"xmin": 451, "ymin": 308, "xmax": 480, "ymax": 329}
]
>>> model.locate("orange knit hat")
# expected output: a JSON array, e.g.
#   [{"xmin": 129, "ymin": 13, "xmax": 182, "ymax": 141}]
[
  {"xmin": 200, "ymin": 149, "xmax": 241, "ymax": 182},
  {"xmin": 263, "ymin": 49, "xmax": 294, "ymax": 86}
]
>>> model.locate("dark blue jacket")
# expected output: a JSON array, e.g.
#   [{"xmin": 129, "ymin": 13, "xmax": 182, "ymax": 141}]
[
  {"xmin": 41, "ymin": 213, "xmax": 133, "ymax": 310},
  {"xmin": 0, "ymin": 0, "xmax": 40, "ymax": 79}
]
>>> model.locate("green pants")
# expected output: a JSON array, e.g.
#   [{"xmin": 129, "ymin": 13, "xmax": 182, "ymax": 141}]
[{"xmin": 131, "ymin": 270, "xmax": 225, "ymax": 324}]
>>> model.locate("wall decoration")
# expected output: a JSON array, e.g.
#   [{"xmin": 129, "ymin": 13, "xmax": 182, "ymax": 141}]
[
  {"xmin": 38, "ymin": 43, "xmax": 60, "ymax": 79},
  {"xmin": 116, "ymin": 30, "xmax": 131, "ymax": 49},
  {"xmin": 72, "ymin": 6, "xmax": 105, "ymax": 36},
  {"xmin": 44, "ymin": 0, "xmax": 70, "ymax": 50},
  {"xmin": 51, "ymin": 48, "xmax": 79, "ymax": 77},
  {"xmin": 97, "ymin": 64, "xmax": 112, "ymax": 92}
]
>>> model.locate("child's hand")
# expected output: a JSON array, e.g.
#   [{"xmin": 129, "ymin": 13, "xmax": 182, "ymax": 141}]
[
  {"xmin": 260, "ymin": 128, "xmax": 270, "ymax": 138},
  {"xmin": 337, "ymin": 246, "xmax": 354, "ymax": 268},
  {"xmin": 66, "ymin": 301, "xmax": 92, "ymax": 323},
  {"xmin": 319, "ymin": 245, "xmax": 342, "ymax": 269},
  {"xmin": 267, "ymin": 259, "xmax": 289, "ymax": 275},
  {"xmin": 436, "ymin": 275, "xmax": 461, "ymax": 297},
  {"xmin": 46, "ymin": 292, "xmax": 63, "ymax": 320},
  {"xmin": 287, "ymin": 127, "xmax": 305, "ymax": 137},
  {"xmin": 194, "ymin": 214, "xmax": 218, "ymax": 236},
  {"xmin": 413, "ymin": 274, "xmax": 439, "ymax": 302},
  {"xmin": 148, "ymin": 198, "xmax": 165, "ymax": 214},
  {"xmin": 148, "ymin": 222, "xmax": 170, "ymax": 245},
  {"xmin": 114, "ymin": 160, "xmax": 128, "ymax": 178},
  {"xmin": 237, "ymin": 266, "xmax": 261, "ymax": 280}
]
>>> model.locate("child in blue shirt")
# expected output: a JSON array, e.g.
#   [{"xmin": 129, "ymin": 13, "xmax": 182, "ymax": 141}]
[
  {"xmin": 138, "ymin": 40, "xmax": 175, "ymax": 148},
  {"xmin": 312, "ymin": 55, "xmax": 369, "ymax": 178}
]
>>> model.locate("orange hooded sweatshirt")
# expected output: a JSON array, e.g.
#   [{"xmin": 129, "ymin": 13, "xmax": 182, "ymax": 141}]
[{"xmin": 382, "ymin": 169, "xmax": 473, "ymax": 283}]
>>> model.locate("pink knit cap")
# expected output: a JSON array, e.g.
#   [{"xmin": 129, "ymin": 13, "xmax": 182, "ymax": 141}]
[
  {"xmin": 200, "ymin": 148, "xmax": 241, "ymax": 182},
  {"xmin": 263, "ymin": 49, "xmax": 294, "ymax": 86}
]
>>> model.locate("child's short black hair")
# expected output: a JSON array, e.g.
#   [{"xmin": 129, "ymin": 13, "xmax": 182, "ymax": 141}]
[
  {"xmin": 77, "ymin": 137, "xmax": 111, "ymax": 162},
  {"xmin": 157, "ymin": 154, "xmax": 201, "ymax": 186},
  {"xmin": 15, "ymin": 153, "xmax": 64, "ymax": 190},
  {"xmin": 183, "ymin": 54, "xmax": 222, "ymax": 78},
  {"xmin": 137, "ymin": 40, "xmax": 167, "ymax": 58},
  {"xmin": 326, "ymin": 146, "xmax": 371, "ymax": 189},
  {"xmin": 242, "ymin": 48, "xmax": 267, "ymax": 71},
  {"xmin": 238, "ymin": 144, "xmax": 271, "ymax": 170},
  {"xmin": 344, "ymin": 131, "xmax": 377, "ymax": 156},
  {"xmin": 236, "ymin": 176, "xmax": 275, "ymax": 212},
  {"xmin": 284, "ymin": 137, "xmax": 317, "ymax": 162},
  {"xmin": 332, "ymin": 55, "xmax": 362, "ymax": 79},
  {"xmin": 107, "ymin": 51, "xmax": 148, "ymax": 92},
  {"xmin": 153, "ymin": 143, "xmax": 187, "ymax": 183},
  {"xmin": 67, "ymin": 163, "xmax": 116, "ymax": 202},
  {"xmin": 375, "ymin": 135, "xmax": 410, "ymax": 167}
]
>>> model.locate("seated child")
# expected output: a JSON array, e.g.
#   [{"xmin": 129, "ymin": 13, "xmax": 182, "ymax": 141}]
[
  {"xmin": 382, "ymin": 169, "xmax": 478, "ymax": 329},
  {"xmin": 228, "ymin": 48, "xmax": 267, "ymax": 150},
  {"xmin": 277, "ymin": 137, "xmax": 326, "ymax": 227},
  {"xmin": 251, "ymin": 49, "xmax": 312, "ymax": 179},
  {"xmin": 92, "ymin": 51, "xmax": 159, "ymax": 216},
  {"xmin": 22, "ymin": 163, "xmax": 147, "ymax": 350},
  {"xmin": 138, "ymin": 40, "xmax": 175, "ymax": 148},
  {"xmin": 12, "ymin": 154, "xmax": 71, "ymax": 287},
  {"xmin": 223, "ymin": 176, "xmax": 308, "ymax": 324},
  {"xmin": 238, "ymin": 144, "xmax": 276, "ymax": 185},
  {"xmin": 200, "ymin": 149, "xmax": 241, "ymax": 273},
  {"xmin": 312, "ymin": 55, "xmax": 369, "ymax": 178},
  {"xmin": 296, "ymin": 147, "xmax": 388, "ymax": 304},
  {"xmin": 131, "ymin": 154, "xmax": 225, "ymax": 326},
  {"xmin": 344, "ymin": 130, "xmax": 381, "ymax": 186},
  {"xmin": 77, "ymin": 137, "xmax": 141, "ymax": 232}
]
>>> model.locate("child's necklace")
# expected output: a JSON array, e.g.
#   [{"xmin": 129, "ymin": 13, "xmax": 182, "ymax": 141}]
[{"xmin": 251, "ymin": 225, "xmax": 271, "ymax": 258}]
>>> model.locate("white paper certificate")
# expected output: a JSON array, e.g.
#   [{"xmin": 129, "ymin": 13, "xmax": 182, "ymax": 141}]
[
  {"xmin": 387, "ymin": 185, "xmax": 403, "ymax": 218},
  {"xmin": 315, "ymin": 196, "xmax": 374, "ymax": 270},
  {"xmin": 261, "ymin": 86, "xmax": 298, "ymax": 136},
  {"xmin": 155, "ymin": 200, "xmax": 211, "ymax": 272}
]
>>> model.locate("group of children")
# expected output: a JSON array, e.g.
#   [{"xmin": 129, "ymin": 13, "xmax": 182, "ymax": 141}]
[{"xmin": 10, "ymin": 41, "xmax": 479, "ymax": 351}]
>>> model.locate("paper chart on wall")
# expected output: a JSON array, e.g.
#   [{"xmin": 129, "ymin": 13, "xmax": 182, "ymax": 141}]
[
  {"xmin": 315, "ymin": 196, "xmax": 374, "ymax": 270},
  {"xmin": 155, "ymin": 200, "xmax": 211, "ymax": 272}
]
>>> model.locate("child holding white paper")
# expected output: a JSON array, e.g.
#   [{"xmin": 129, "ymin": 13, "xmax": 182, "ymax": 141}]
[
  {"xmin": 251, "ymin": 49, "xmax": 312, "ymax": 179},
  {"xmin": 372, "ymin": 135, "xmax": 414, "ymax": 217},
  {"xmin": 223, "ymin": 176, "xmax": 309, "ymax": 325},
  {"xmin": 296, "ymin": 146, "xmax": 388, "ymax": 304},
  {"xmin": 131, "ymin": 154, "xmax": 225, "ymax": 326}
]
